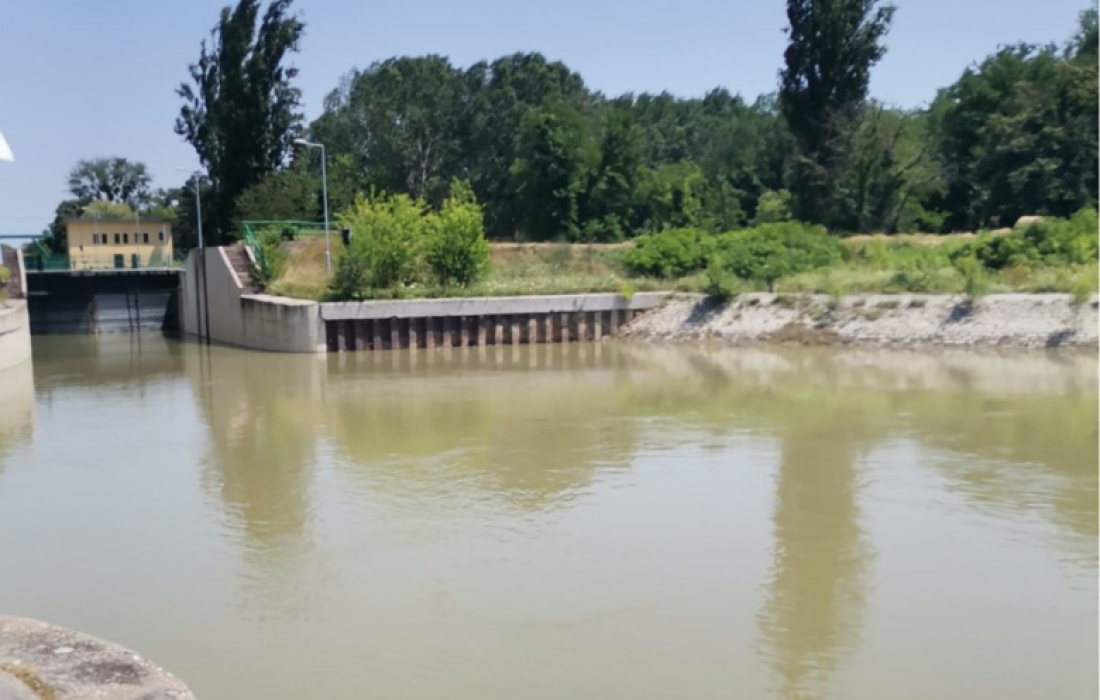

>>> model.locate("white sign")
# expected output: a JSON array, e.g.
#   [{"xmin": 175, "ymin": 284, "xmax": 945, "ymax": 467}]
[{"xmin": 0, "ymin": 129, "xmax": 13, "ymax": 162}]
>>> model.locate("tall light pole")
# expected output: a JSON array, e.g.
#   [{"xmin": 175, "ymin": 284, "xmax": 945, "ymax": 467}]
[
  {"xmin": 293, "ymin": 138, "xmax": 331, "ymax": 275},
  {"xmin": 178, "ymin": 166, "xmax": 211, "ymax": 344},
  {"xmin": 176, "ymin": 167, "xmax": 205, "ymax": 249}
]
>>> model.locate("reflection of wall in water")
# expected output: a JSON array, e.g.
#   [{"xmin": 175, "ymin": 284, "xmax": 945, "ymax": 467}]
[
  {"xmin": 31, "ymin": 333, "xmax": 184, "ymax": 394},
  {"xmin": 0, "ymin": 360, "xmax": 35, "ymax": 471},
  {"xmin": 325, "ymin": 344, "xmax": 641, "ymax": 514}
]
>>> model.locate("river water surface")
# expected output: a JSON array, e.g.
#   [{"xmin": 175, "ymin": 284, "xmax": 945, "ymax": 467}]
[{"xmin": 0, "ymin": 336, "xmax": 1095, "ymax": 700}]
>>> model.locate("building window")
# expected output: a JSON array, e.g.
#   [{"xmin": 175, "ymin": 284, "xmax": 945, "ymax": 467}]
[
  {"xmin": 114, "ymin": 233, "xmax": 120, "ymax": 245},
  {"xmin": 158, "ymin": 231, "xmax": 165, "ymax": 242},
  {"xmin": 143, "ymin": 233, "xmax": 149, "ymax": 244},
  {"xmin": 92, "ymin": 234, "xmax": 99, "ymax": 245},
  {"xmin": 123, "ymin": 233, "xmax": 129, "ymax": 244}
]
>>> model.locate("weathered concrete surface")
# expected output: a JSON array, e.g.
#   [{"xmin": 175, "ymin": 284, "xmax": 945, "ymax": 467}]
[
  {"xmin": 180, "ymin": 248, "xmax": 325, "ymax": 353},
  {"xmin": 0, "ymin": 616, "xmax": 195, "ymax": 700},
  {"xmin": 0, "ymin": 302, "xmax": 31, "ymax": 371},
  {"xmin": 622, "ymin": 293, "xmax": 1099, "ymax": 348},
  {"xmin": 321, "ymin": 291, "xmax": 668, "ymax": 321}
]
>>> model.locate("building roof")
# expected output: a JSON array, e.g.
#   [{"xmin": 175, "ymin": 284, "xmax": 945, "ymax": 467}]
[{"xmin": 64, "ymin": 218, "xmax": 173, "ymax": 225}]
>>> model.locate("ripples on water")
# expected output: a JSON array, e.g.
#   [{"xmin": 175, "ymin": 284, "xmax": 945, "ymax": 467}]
[{"xmin": 0, "ymin": 335, "xmax": 1095, "ymax": 700}]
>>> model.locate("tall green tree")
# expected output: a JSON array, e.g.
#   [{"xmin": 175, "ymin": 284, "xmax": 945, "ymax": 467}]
[
  {"xmin": 928, "ymin": 10, "xmax": 1098, "ymax": 230},
  {"xmin": 779, "ymin": 0, "xmax": 896, "ymax": 228},
  {"xmin": 509, "ymin": 101, "xmax": 597, "ymax": 241},
  {"xmin": 175, "ymin": 0, "xmax": 305, "ymax": 243},
  {"xmin": 67, "ymin": 157, "xmax": 153, "ymax": 207},
  {"xmin": 461, "ymin": 53, "xmax": 590, "ymax": 238},
  {"xmin": 234, "ymin": 166, "xmax": 320, "ymax": 224},
  {"xmin": 580, "ymin": 105, "xmax": 643, "ymax": 241},
  {"xmin": 313, "ymin": 56, "xmax": 463, "ymax": 205}
]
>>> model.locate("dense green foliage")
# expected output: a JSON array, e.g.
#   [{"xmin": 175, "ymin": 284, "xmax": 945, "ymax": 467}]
[
  {"xmin": 626, "ymin": 222, "xmax": 842, "ymax": 289},
  {"xmin": 332, "ymin": 187, "xmax": 491, "ymax": 299},
  {"xmin": 424, "ymin": 182, "xmax": 491, "ymax": 287},
  {"xmin": 714, "ymin": 223, "xmax": 843, "ymax": 288},
  {"xmin": 622, "ymin": 228, "xmax": 711, "ymax": 278},
  {"xmin": 233, "ymin": 166, "xmax": 319, "ymax": 224},
  {"xmin": 67, "ymin": 158, "xmax": 153, "ymax": 207},
  {"xmin": 616, "ymin": 207, "xmax": 1096, "ymax": 299},
  {"xmin": 929, "ymin": 18, "xmax": 1099, "ymax": 230},
  {"xmin": 966, "ymin": 209, "xmax": 1100, "ymax": 269}
]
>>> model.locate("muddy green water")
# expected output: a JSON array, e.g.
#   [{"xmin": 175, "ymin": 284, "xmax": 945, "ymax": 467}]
[{"xmin": 0, "ymin": 336, "xmax": 1095, "ymax": 700}]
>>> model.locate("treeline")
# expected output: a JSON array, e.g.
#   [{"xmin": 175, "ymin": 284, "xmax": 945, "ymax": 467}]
[
  {"xmin": 270, "ymin": 4, "xmax": 1097, "ymax": 240},
  {"xmin": 43, "ymin": 0, "xmax": 1100, "ymax": 249}
]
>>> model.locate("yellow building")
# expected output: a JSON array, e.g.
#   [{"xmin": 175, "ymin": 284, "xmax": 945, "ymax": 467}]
[{"xmin": 65, "ymin": 218, "xmax": 173, "ymax": 271}]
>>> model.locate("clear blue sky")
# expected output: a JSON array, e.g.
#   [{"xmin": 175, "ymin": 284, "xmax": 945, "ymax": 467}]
[{"xmin": 0, "ymin": 0, "xmax": 1087, "ymax": 235}]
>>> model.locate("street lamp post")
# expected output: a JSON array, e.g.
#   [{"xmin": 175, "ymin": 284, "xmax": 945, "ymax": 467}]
[
  {"xmin": 293, "ymin": 138, "xmax": 331, "ymax": 275},
  {"xmin": 178, "ymin": 166, "xmax": 210, "ymax": 344},
  {"xmin": 176, "ymin": 167, "xmax": 205, "ymax": 249}
]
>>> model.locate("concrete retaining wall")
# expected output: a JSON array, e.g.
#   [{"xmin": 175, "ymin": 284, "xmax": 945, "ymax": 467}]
[
  {"xmin": 0, "ymin": 301, "xmax": 31, "ymax": 370},
  {"xmin": 181, "ymin": 248, "xmax": 326, "ymax": 353},
  {"xmin": 320, "ymin": 293, "xmax": 666, "ymax": 352}
]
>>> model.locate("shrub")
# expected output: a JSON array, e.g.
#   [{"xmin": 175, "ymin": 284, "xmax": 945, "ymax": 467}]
[
  {"xmin": 621, "ymin": 227, "xmax": 711, "ymax": 278},
  {"xmin": 965, "ymin": 208, "xmax": 1099, "ymax": 270},
  {"xmin": 425, "ymin": 182, "xmax": 491, "ymax": 287},
  {"xmin": 332, "ymin": 193, "xmax": 428, "ymax": 299},
  {"xmin": 955, "ymin": 255, "xmax": 990, "ymax": 299},
  {"xmin": 711, "ymin": 221, "xmax": 842, "ymax": 290},
  {"xmin": 703, "ymin": 259, "xmax": 743, "ymax": 301},
  {"xmin": 253, "ymin": 229, "xmax": 288, "ymax": 288}
]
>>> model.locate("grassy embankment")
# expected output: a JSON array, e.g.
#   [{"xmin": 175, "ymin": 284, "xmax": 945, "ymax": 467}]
[{"xmin": 263, "ymin": 216, "xmax": 1098, "ymax": 303}]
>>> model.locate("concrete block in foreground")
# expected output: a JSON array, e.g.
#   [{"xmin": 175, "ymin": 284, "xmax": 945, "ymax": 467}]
[{"xmin": 0, "ymin": 616, "xmax": 195, "ymax": 700}]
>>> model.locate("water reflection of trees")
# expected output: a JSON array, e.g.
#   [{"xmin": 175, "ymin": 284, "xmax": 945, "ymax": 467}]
[
  {"xmin": 619, "ymin": 345, "xmax": 1098, "ymax": 548},
  {"xmin": 183, "ymin": 344, "xmax": 328, "ymax": 620},
  {"xmin": 183, "ymin": 340, "xmax": 1097, "ymax": 651},
  {"xmin": 619, "ymin": 345, "xmax": 1096, "ymax": 697}
]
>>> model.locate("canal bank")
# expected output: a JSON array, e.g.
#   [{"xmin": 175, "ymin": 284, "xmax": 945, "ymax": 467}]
[
  {"xmin": 181, "ymin": 247, "xmax": 1098, "ymax": 352},
  {"xmin": 621, "ymin": 292, "xmax": 1099, "ymax": 348},
  {"xmin": 180, "ymin": 247, "xmax": 666, "ymax": 352}
]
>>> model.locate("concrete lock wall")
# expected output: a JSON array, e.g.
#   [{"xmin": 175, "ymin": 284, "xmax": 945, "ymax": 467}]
[
  {"xmin": 0, "ymin": 301, "xmax": 32, "ymax": 371},
  {"xmin": 181, "ymin": 248, "xmax": 326, "ymax": 353}
]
